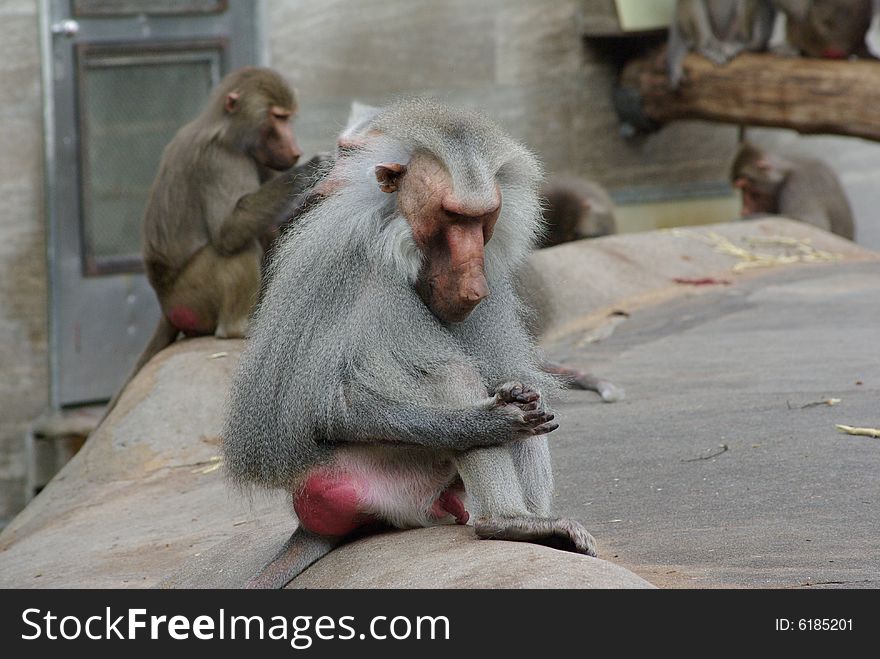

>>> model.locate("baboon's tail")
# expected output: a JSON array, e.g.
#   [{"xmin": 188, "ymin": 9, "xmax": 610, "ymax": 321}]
[{"xmin": 246, "ymin": 528, "xmax": 340, "ymax": 589}]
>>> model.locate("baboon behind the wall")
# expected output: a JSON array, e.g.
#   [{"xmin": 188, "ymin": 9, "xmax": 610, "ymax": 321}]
[
  {"xmin": 223, "ymin": 98, "xmax": 597, "ymax": 588},
  {"xmin": 730, "ymin": 141, "xmax": 855, "ymax": 239},
  {"xmin": 539, "ymin": 176, "xmax": 617, "ymax": 248}
]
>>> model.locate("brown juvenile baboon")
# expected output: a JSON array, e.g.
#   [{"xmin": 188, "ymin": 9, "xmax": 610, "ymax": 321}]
[
  {"xmin": 730, "ymin": 142, "xmax": 855, "ymax": 239},
  {"xmin": 772, "ymin": 0, "xmax": 873, "ymax": 57},
  {"xmin": 104, "ymin": 68, "xmax": 323, "ymax": 418},
  {"xmin": 668, "ymin": 0, "xmax": 776, "ymax": 87},
  {"xmin": 539, "ymin": 176, "xmax": 617, "ymax": 248},
  {"xmin": 142, "ymin": 67, "xmax": 310, "ymax": 341},
  {"xmin": 223, "ymin": 99, "xmax": 597, "ymax": 589}
]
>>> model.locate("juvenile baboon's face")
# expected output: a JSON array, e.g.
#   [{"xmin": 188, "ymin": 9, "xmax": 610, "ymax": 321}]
[
  {"xmin": 380, "ymin": 151, "xmax": 501, "ymax": 323},
  {"xmin": 733, "ymin": 167, "xmax": 780, "ymax": 217},
  {"xmin": 252, "ymin": 105, "xmax": 302, "ymax": 170}
]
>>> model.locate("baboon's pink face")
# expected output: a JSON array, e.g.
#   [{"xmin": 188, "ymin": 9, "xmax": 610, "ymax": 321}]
[{"xmin": 376, "ymin": 152, "xmax": 501, "ymax": 323}]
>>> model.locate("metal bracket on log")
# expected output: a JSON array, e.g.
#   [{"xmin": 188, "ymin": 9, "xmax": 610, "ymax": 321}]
[{"xmin": 615, "ymin": 49, "xmax": 880, "ymax": 142}]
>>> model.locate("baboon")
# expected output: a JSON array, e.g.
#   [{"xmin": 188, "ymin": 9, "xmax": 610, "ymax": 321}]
[
  {"xmin": 772, "ymin": 0, "xmax": 873, "ymax": 57},
  {"xmin": 730, "ymin": 142, "xmax": 855, "ymax": 239},
  {"xmin": 223, "ymin": 98, "xmax": 597, "ymax": 589},
  {"xmin": 104, "ymin": 68, "xmax": 323, "ymax": 417},
  {"xmin": 539, "ymin": 176, "xmax": 617, "ymax": 248},
  {"xmin": 668, "ymin": 0, "xmax": 776, "ymax": 87}
]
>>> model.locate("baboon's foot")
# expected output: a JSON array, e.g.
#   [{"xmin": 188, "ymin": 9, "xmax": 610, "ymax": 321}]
[{"xmin": 475, "ymin": 515, "xmax": 597, "ymax": 557}]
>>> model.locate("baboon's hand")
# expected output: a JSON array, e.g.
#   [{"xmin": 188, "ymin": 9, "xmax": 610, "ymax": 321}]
[{"xmin": 493, "ymin": 381, "xmax": 558, "ymax": 437}]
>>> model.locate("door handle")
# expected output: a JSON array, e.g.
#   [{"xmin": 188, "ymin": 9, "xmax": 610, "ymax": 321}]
[{"xmin": 51, "ymin": 20, "xmax": 80, "ymax": 37}]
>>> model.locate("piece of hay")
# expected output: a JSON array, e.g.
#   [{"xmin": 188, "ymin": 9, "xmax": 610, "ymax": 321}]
[
  {"xmin": 835, "ymin": 424, "xmax": 880, "ymax": 438},
  {"xmin": 191, "ymin": 455, "xmax": 223, "ymax": 474}
]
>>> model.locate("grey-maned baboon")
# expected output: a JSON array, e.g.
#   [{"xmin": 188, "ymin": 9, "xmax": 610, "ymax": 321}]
[{"xmin": 223, "ymin": 99, "xmax": 597, "ymax": 588}]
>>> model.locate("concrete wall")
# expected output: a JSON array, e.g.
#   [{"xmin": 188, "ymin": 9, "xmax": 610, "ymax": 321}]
[
  {"xmin": 0, "ymin": 0, "xmax": 47, "ymax": 526},
  {"xmin": 267, "ymin": 0, "xmax": 739, "ymax": 196}
]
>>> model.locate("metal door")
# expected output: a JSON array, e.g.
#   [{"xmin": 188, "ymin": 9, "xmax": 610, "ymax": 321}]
[{"xmin": 41, "ymin": 0, "xmax": 263, "ymax": 406}]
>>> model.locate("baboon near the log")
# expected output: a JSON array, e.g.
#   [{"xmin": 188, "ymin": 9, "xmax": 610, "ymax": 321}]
[{"xmin": 731, "ymin": 142, "xmax": 855, "ymax": 239}]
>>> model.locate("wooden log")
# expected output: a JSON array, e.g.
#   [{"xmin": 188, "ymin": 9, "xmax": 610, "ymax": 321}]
[{"xmin": 619, "ymin": 50, "xmax": 880, "ymax": 142}]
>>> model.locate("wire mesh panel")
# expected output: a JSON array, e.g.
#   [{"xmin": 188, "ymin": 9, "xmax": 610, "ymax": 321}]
[{"xmin": 77, "ymin": 46, "xmax": 220, "ymax": 274}]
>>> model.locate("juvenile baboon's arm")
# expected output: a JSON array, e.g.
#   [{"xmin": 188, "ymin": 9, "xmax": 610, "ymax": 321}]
[
  {"xmin": 325, "ymin": 385, "xmax": 554, "ymax": 451},
  {"xmin": 205, "ymin": 154, "xmax": 322, "ymax": 255}
]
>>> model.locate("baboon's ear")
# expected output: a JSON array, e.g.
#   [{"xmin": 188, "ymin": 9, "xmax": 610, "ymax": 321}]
[
  {"xmin": 375, "ymin": 163, "xmax": 407, "ymax": 193},
  {"xmin": 224, "ymin": 91, "xmax": 241, "ymax": 113}
]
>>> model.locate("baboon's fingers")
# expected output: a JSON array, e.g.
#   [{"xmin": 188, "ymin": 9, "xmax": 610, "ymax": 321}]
[{"xmin": 523, "ymin": 411, "xmax": 554, "ymax": 424}]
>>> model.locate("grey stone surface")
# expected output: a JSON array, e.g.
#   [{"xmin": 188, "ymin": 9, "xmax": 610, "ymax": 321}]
[
  {"xmin": 547, "ymin": 261, "xmax": 880, "ymax": 588},
  {"xmin": 522, "ymin": 217, "xmax": 876, "ymax": 342},
  {"xmin": 1, "ymin": 221, "xmax": 876, "ymax": 589},
  {"xmin": 158, "ymin": 525, "xmax": 653, "ymax": 589}
]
